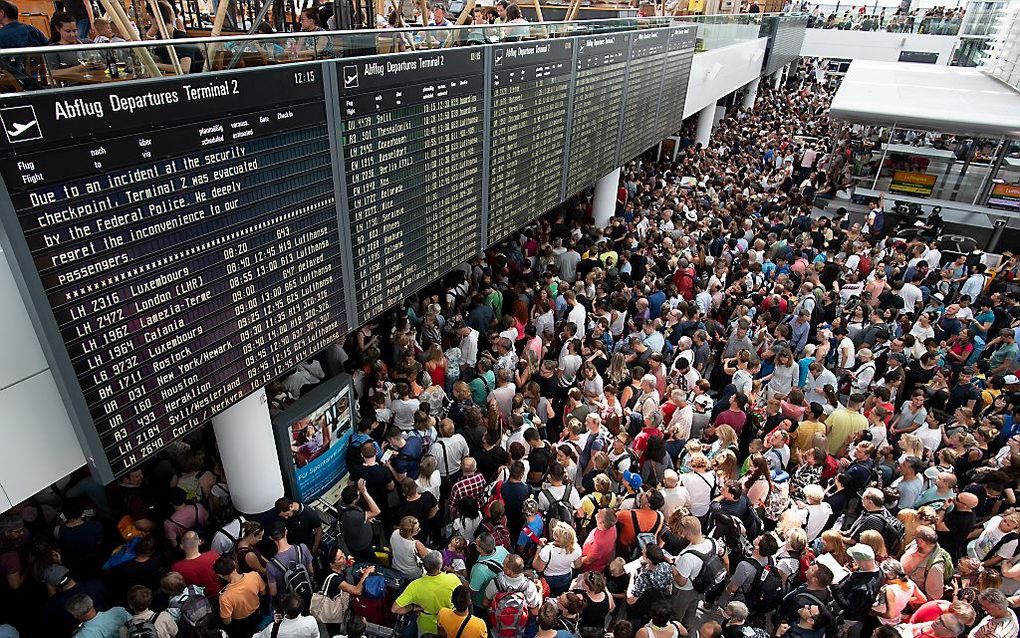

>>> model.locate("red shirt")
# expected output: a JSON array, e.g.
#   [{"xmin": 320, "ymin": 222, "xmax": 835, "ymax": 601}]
[
  {"xmin": 713, "ymin": 408, "xmax": 748, "ymax": 434},
  {"xmin": 172, "ymin": 550, "xmax": 222, "ymax": 598},
  {"xmin": 582, "ymin": 525, "xmax": 617, "ymax": 573}
]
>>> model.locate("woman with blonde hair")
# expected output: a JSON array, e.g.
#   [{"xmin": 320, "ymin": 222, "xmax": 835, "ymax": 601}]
[
  {"xmin": 860, "ymin": 529, "xmax": 889, "ymax": 563},
  {"xmin": 682, "ymin": 453, "xmax": 717, "ymax": 519},
  {"xmin": 390, "ymin": 516, "xmax": 428, "ymax": 579},
  {"xmin": 709, "ymin": 424, "xmax": 739, "ymax": 459},
  {"xmin": 820, "ymin": 529, "xmax": 851, "ymax": 567},
  {"xmin": 423, "ymin": 343, "xmax": 447, "ymax": 389},
  {"xmin": 897, "ymin": 508, "xmax": 921, "ymax": 549},
  {"xmin": 605, "ymin": 352, "xmax": 629, "ymax": 387},
  {"xmin": 713, "ymin": 449, "xmax": 739, "ymax": 482},
  {"xmin": 533, "ymin": 521, "xmax": 582, "ymax": 595},
  {"xmin": 899, "ymin": 433, "xmax": 927, "ymax": 464}
]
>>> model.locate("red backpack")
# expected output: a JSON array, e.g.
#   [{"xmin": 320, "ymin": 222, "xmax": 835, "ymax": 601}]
[{"xmin": 489, "ymin": 579, "xmax": 530, "ymax": 638}]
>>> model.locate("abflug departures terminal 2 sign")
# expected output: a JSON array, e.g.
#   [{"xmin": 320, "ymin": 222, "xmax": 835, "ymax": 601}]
[
  {"xmin": 0, "ymin": 26, "xmax": 700, "ymax": 482},
  {"xmin": 0, "ymin": 68, "xmax": 349, "ymax": 479}
]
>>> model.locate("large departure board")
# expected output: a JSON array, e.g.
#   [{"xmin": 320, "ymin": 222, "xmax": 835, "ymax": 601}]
[
  {"xmin": 565, "ymin": 33, "xmax": 630, "ymax": 197},
  {"xmin": 657, "ymin": 26, "xmax": 697, "ymax": 141},
  {"xmin": 618, "ymin": 29, "xmax": 669, "ymax": 165},
  {"xmin": 337, "ymin": 49, "xmax": 486, "ymax": 327},
  {"xmin": 487, "ymin": 39, "xmax": 573, "ymax": 246},
  {"xmin": 0, "ymin": 67, "xmax": 348, "ymax": 480}
]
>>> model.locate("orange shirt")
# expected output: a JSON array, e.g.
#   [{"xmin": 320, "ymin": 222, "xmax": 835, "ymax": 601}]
[
  {"xmin": 219, "ymin": 572, "xmax": 265, "ymax": 621},
  {"xmin": 617, "ymin": 507, "xmax": 664, "ymax": 551}
]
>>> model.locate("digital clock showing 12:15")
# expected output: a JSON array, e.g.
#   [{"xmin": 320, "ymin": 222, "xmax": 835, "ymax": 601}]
[{"xmin": 294, "ymin": 69, "xmax": 317, "ymax": 84}]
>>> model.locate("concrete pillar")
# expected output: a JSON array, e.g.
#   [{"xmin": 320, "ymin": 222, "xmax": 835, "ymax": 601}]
[
  {"xmin": 741, "ymin": 77, "xmax": 761, "ymax": 109},
  {"xmin": 213, "ymin": 387, "xmax": 285, "ymax": 514},
  {"xmin": 695, "ymin": 103, "xmax": 714, "ymax": 147},
  {"xmin": 592, "ymin": 167, "xmax": 621, "ymax": 227},
  {"xmin": 773, "ymin": 69, "xmax": 783, "ymax": 89}
]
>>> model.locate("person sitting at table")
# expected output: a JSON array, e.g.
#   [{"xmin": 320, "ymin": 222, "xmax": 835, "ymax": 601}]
[
  {"xmin": 45, "ymin": 11, "xmax": 93, "ymax": 71},
  {"xmin": 92, "ymin": 17, "xmax": 127, "ymax": 43},
  {"xmin": 0, "ymin": 1, "xmax": 48, "ymax": 48},
  {"xmin": 296, "ymin": 8, "xmax": 335, "ymax": 59},
  {"xmin": 145, "ymin": 1, "xmax": 204, "ymax": 74}
]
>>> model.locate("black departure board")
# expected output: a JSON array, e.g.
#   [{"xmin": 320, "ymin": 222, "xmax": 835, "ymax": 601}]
[
  {"xmin": 337, "ymin": 49, "xmax": 485, "ymax": 326},
  {"xmin": 487, "ymin": 39, "xmax": 573, "ymax": 246},
  {"xmin": 618, "ymin": 29, "xmax": 668, "ymax": 164},
  {"xmin": 760, "ymin": 15, "xmax": 808, "ymax": 76},
  {"xmin": 565, "ymin": 33, "xmax": 630, "ymax": 197},
  {"xmin": 0, "ymin": 66, "xmax": 348, "ymax": 479},
  {"xmin": 657, "ymin": 26, "xmax": 697, "ymax": 141}
]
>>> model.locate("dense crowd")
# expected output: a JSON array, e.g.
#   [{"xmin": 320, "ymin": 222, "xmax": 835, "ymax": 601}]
[{"xmin": 3, "ymin": 56, "xmax": 1020, "ymax": 638}]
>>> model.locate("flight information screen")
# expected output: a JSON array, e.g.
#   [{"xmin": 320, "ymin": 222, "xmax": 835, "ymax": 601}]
[
  {"xmin": 565, "ymin": 33, "xmax": 629, "ymax": 197},
  {"xmin": 657, "ymin": 25, "xmax": 697, "ymax": 140},
  {"xmin": 618, "ymin": 29, "xmax": 668, "ymax": 164},
  {"xmin": 486, "ymin": 39, "xmax": 573, "ymax": 246},
  {"xmin": 0, "ymin": 67, "xmax": 348, "ymax": 479},
  {"xmin": 337, "ymin": 49, "xmax": 485, "ymax": 326}
]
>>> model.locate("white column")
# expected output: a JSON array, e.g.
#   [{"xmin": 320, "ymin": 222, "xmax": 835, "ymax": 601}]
[
  {"xmin": 592, "ymin": 167, "xmax": 621, "ymax": 228},
  {"xmin": 741, "ymin": 77, "xmax": 761, "ymax": 109},
  {"xmin": 695, "ymin": 103, "xmax": 714, "ymax": 147},
  {"xmin": 773, "ymin": 69, "xmax": 783, "ymax": 89},
  {"xmin": 212, "ymin": 387, "xmax": 285, "ymax": 514}
]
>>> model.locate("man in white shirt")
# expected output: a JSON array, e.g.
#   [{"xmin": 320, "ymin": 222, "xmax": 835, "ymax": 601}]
[
  {"xmin": 564, "ymin": 291, "xmax": 587, "ymax": 339},
  {"xmin": 431, "ymin": 419, "xmax": 469, "ymax": 482},
  {"xmin": 456, "ymin": 322, "xmax": 479, "ymax": 371},
  {"xmin": 671, "ymin": 516, "xmax": 717, "ymax": 627},
  {"xmin": 899, "ymin": 275, "xmax": 924, "ymax": 312},
  {"xmin": 660, "ymin": 470, "xmax": 691, "ymax": 518},
  {"xmin": 960, "ymin": 265, "xmax": 988, "ymax": 301},
  {"xmin": 255, "ymin": 593, "xmax": 319, "ymax": 637}
]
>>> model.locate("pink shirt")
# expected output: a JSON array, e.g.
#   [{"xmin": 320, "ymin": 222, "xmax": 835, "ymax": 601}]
[{"xmin": 582, "ymin": 526, "xmax": 617, "ymax": 573}]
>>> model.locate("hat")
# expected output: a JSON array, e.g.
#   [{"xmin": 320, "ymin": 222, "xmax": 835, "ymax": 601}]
[
  {"xmin": 0, "ymin": 515, "xmax": 24, "ymax": 534},
  {"xmin": 42, "ymin": 564, "xmax": 70, "ymax": 588},
  {"xmin": 847, "ymin": 544, "xmax": 875, "ymax": 561},
  {"xmin": 1004, "ymin": 374, "xmax": 1020, "ymax": 385},
  {"xmin": 685, "ymin": 210, "xmax": 698, "ymax": 223},
  {"xmin": 888, "ymin": 353, "xmax": 907, "ymax": 365},
  {"xmin": 622, "ymin": 471, "xmax": 643, "ymax": 490}
]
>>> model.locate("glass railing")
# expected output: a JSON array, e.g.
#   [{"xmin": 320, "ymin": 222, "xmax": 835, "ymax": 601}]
[
  {"xmin": 0, "ymin": 12, "xmax": 792, "ymax": 92},
  {"xmin": 804, "ymin": 6, "xmax": 964, "ymax": 35}
]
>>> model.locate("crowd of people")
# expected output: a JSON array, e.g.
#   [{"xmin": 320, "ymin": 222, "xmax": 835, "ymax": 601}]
[
  {"xmin": 805, "ymin": 4, "xmax": 965, "ymax": 34},
  {"xmin": 3, "ymin": 47, "xmax": 1020, "ymax": 638}
]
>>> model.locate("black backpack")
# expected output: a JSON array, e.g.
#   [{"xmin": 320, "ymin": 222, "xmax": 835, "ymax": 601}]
[
  {"xmin": 743, "ymin": 557, "xmax": 786, "ymax": 615},
  {"xmin": 270, "ymin": 546, "xmax": 314, "ymax": 601},
  {"xmin": 541, "ymin": 486, "xmax": 575, "ymax": 528},
  {"xmin": 683, "ymin": 538, "xmax": 728, "ymax": 599},
  {"xmin": 874, "ymin": 511, "xmax": 906, "ymax": 556},
  {"xmin": 124, "ymin": 612, "xmax": 159, "ymax": 638}
]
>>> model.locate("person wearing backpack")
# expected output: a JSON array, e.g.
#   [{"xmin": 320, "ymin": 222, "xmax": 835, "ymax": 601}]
[
  {"xmin": 720, "ymin": 533, "xmax": 783, "ymax": 619},
  {"xmin": 537, "ymin": 464, "xmax": 581, "ymax": 528},
  {"xmin": 671, "ymin": 515, "xmax": 725, "ymax": 628},
  {"xmin": 482, "ymin": 554, "xmax": 542, "ymax": 636},
  {"xmin": 163, "ymin": 488, "xmax": 209, "ymax": 550},
  {"xmin": 469, "ymin": 533, "xmax": 510, "ymax": 608},
  {"xmin": 901, "ymin": 526, "xmax": 953, "ymax": 601},
  {"xmin": 265, "ymin": 521, "xmax": 314, "ymax": 605},
  {"xmin": 122, "ymin": 585, "xmax": 177, "ymax": 638},
  {"xmin": 214, "ymin": 556, "xmax": 265, "ymax": 638},
  {"xmin": 844, "ymin": 488, "xmax": 905, "ymax": 556},
  {"xmin": 832, "ymin": 544, "xmax": 884, "ymax": 633}
]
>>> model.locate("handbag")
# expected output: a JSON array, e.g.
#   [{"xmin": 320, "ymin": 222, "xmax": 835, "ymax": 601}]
[{"xmin": 310, "ymin": 573, "xmax": 350, "ymax": 624}]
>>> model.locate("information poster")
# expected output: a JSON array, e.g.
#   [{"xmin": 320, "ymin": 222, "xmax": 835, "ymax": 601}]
[
  {"xmin": 890, "ymin": 170, "xmax": 937, "ymax": 196},
  {"xmin": 291, "ymin": 384, "xmax": 354, "ymax": 501},
  {"xmin": 989, "ymin": 184, "xmax": 1020, "ymax": 211}
]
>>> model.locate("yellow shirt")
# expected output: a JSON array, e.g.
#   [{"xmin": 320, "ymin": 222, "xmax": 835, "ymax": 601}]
[
  {"xmin": 826, "ymin": 407, "xmax": 868, "ymax": 454},
  {"xmin": 579, "ymin": 491, "xmax": 618, "ymax": 520},
  {"xmin": 395, "ymin": 572, "xmax": 462, "ymax": 635},
  {"xmin": 794, "ymin": 419, "xmax": 827, "ymax": 452},
  {"xmin": 437, "ymin": 608, "xmax": 487, "ymax": 638}
]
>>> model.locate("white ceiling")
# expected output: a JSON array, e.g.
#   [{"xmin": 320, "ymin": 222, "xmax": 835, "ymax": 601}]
[{"xmin": 829, "ymin": 60, "xmax": 1020, "ymax": 139}]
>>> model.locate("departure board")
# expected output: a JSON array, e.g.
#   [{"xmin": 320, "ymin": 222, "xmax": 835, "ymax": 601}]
[
  {"xmin": 337, "ymin": 48, "xmax": 485, "ymax": 326},
  {"xmin": 487, "ymin": 39, "xmax": 573, "ymax": 246},
  {"xmin": 565, "ymin": 33, "xmax": 630, "ymax": 197},
  {"xmin": 0, "ymin": 66, "xmax": 348, "ymax": 480},
  {"xmin": 618, "ymin": 29, "xmax": 668, "ymax": 164},
  {"xmin": 657, "ymin": 26, "xmax": 697, "ymax": 142}
]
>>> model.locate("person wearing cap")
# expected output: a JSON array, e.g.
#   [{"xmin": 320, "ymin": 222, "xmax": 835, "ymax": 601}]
[
  {"xmin": 264, "ymin": 521, "xmax": 313, "ymax": 599},
  {"xmin": 832, "ymin": 543, "xmax": 883, "ymax": 626},
  {"xmin": 41, "ymin": 563, "xmax": 113, "ymax": 638}
]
